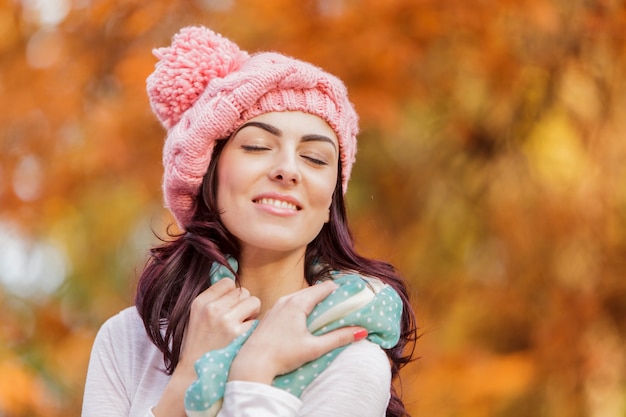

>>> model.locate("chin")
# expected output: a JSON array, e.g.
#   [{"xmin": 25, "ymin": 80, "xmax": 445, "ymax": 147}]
[
  {"xmin": 235, "ymin": 226, "xmax": 322, "ymax": 254},
  {"xmin": 246, "ymin": 240, "xmax": 308, "ymax": 254}
]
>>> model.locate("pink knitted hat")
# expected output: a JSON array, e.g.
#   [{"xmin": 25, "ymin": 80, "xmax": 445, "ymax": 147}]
[{"xmin": 147, "ymin": 26, "xmax": 359, "ymax": 229}]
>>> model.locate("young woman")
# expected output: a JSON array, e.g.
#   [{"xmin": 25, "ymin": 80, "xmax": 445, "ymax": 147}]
[{"xmin": 82, "ymin": 26, "xmax": 417, "ymax": 417}]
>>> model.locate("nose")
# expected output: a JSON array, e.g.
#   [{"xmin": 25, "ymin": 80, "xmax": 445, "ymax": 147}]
[{"xmin": 269, "ymin": 151, "xmax": 301, "ymax": 185}]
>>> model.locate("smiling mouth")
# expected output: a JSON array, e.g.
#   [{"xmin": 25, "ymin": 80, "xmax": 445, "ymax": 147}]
[{"xmin": 254, "ymin": 197, "xmax": 301, "ymax": 211}]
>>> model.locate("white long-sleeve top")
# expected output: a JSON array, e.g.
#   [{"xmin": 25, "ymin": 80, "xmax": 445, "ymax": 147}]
[{"xmin": 82, "ymin": 307, "xmax": 392, "ymax": 417}]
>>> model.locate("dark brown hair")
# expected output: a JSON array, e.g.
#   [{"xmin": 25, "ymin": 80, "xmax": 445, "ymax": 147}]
[{"xmin": 135, "ymin": 139, "xmax": 417, "ymax": 416}]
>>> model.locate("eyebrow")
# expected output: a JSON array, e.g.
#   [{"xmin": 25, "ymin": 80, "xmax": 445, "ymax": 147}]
[
  {"xmin": 301, "ymin": 134, "xmax": 338, "ymax": 152},
  {"xmin": 238, "ymin": 121, "xmax": 281, "ymax": 136},
  {"xmin": 236, "ymin": 121, "xmax": 337, "ymax": 152}
]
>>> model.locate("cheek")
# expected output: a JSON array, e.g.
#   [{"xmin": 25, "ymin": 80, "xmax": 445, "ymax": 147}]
[
  {"xmin": 311, "ymin": 174, "xmax": 337, "ymax": 210},
  {"xmin": 215, "ymin": 165, "xmax": 229, "ymax": 208},
  {"xmin": 216, "ymin": 153, "xmax": 247, "ymax": 207}
]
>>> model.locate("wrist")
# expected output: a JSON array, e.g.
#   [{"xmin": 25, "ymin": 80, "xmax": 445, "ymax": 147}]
[
  {"xmin": 153, "ymin": 365, "xmax": 196, "ymax": 417},
  {"xmin": 228, "ymin": 349, "xmax": 277, "ymax": 385}
]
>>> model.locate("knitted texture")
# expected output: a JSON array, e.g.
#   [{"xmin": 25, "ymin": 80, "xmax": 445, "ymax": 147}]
[
  {"xmin": 147, "ymin": 26, "xmax": 359, "ymax": 228},
  {"xmin": 184, "ymin": 259, "xmax": 403, "ymax": 417}
]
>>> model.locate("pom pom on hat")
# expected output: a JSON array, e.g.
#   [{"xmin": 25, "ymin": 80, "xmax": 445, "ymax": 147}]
[
  {"xmin": 147, "ymin": 27, "xmax": 249, "ymax": 128},
  {"xmin": 147, "ymin": 26, "xmax": 359, "ymax": 229}
]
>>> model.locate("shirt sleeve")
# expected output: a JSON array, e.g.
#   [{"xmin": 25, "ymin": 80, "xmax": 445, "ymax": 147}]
[
  {"xmin": 218, "ymin": 381, "xmax": 302, "ymax": 417},
  {"xmin": 216, "ymin": 340, "xmax": 391, "ymax": 417},
  {"xmin": 298, "ymin": 340, "xmax": 391, "ymax": 417},
  {"xmin": 82, "ymin": 308, "xmax": 166, "ymax": 417}
]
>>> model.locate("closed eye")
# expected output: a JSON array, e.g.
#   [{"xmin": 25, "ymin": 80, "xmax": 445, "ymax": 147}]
[
  {"xmin": 242, "ymin": 145, "xmax": 270, "ymax": 152},
  {"xmin": 302, "ymin": 155, "xmax": 328, "ymax": 166}
]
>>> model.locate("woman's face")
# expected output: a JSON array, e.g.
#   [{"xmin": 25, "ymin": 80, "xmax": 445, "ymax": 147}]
[{"xmin": 216, "ymin": 111, "xmax": 339, "ymax": 255}]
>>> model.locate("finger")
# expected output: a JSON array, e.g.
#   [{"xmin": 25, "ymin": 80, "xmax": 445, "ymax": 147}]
[
  {"xmin": 193, "ymin": 288, "xmax": 255, "ymax": 320},
  {"xmin": 238, "ymin": 319, "xmax": 258, "ymax": 335},
  {"xmin": 226, "ymin": 295, "xmax": 261, "ymax": 322},
  {"xmin": 282, "ymin": 280, "xmax": 338, "ymax": 315},
  {"xmin": 195, "ymin": 277, "xmax": 237, "ymax": 305},
  {"xmin": 311, "ymin": 326, "xmax": 369, "ymax": 356},
  {"xmin": 191, "ymin": 283, "xmax": 251, "ymax": 319},
  {"xmin": 236, "ymin": 286, "xmax": 251, "ymax": 300}
]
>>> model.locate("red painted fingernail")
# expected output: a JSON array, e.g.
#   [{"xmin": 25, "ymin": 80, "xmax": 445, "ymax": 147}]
[{"xmin": 353, "ymin": 328, "xmax": 368, "ymax": 342}]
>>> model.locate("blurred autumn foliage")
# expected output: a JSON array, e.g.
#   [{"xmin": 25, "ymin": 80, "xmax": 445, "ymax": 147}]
[{"xmin": 1, "ymin": 0, "xmax": 625, "ymax": 416}]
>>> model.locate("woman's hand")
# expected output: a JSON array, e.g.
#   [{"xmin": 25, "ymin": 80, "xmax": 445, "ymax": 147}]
[
  {"xmin": 228, "ymin": 280, "xmax": 368, "ymax": 385},
  {"xmin": 180, "ymin": 277, "xmax": 261, "ymax": 368},
  {"xmin": 153, "ymin": 278, "xmax": 260, "ymax": 417}
]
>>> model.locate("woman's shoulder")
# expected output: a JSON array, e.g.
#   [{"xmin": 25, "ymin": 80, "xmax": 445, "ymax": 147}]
[
  {"xmin": 85, "ymin": 307, "xmax": 170, "ymax": 412},
  {"xmin": 98, "ymin": 306, "xmax": 144, "ymax": 335},
  {"xmin": 93, "ymin": 306, "xmax": 155, "ymax": 355},
  {"xmin": 336, "ymin": 339, "xmax": 391, "ymax": 375},
  {"xmin": 91, "ymin": 306, "xmax": 165, "ymax": 378},
  {"xmin": 309, "ymin": 340, "xmax": 390, "ymax": 388},
  {"xmin": 299, "ymin": 340, "xmax": 391, "ymax": 416}
]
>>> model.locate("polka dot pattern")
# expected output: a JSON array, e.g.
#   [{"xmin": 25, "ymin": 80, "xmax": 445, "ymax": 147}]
[{"xmin": 184, "ymin": 260, "xmax": 403, "ymax": 416}]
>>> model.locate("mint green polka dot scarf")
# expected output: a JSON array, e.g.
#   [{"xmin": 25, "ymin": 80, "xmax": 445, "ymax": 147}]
[{"xmin": 184, "ymin": 258, "xmax": 403, "ymax": 417}]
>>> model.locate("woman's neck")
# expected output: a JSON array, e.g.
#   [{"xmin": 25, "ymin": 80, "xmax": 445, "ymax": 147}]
[{"xmin": 237, "ymin": 249, "xmax": 309, "ymax": 317}]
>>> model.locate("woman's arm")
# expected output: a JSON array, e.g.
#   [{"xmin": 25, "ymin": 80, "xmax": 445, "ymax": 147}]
[
  {"xmin": 216, "ymin": 340, "xmax": 391, "ymax": 417},
  {"xmin": 211, "ymin": 280, "xmax": 378, "ymax": 417},
  {"xmin": 228, "ymin": 280, "xmax": 366, "ymax": 384},
  {"xmin": 153, "ymin": 278, "xmax": 260, "ymax": 417},
  {"xmin": 82, "ymin": 315, "xmax": 132, "ymax": 417},
  {"xmin": 83, "ymin": 277, "xmax": 260, "ymax": 417},
  {"xmin": 298, "ymin": 340, "xmax": 391, "ymax": 416}
]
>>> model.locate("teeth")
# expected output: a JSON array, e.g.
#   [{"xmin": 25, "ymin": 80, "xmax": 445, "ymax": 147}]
[{"xmin": 258, "ymin": 198, "xmax": 298, "ymax": 210}]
